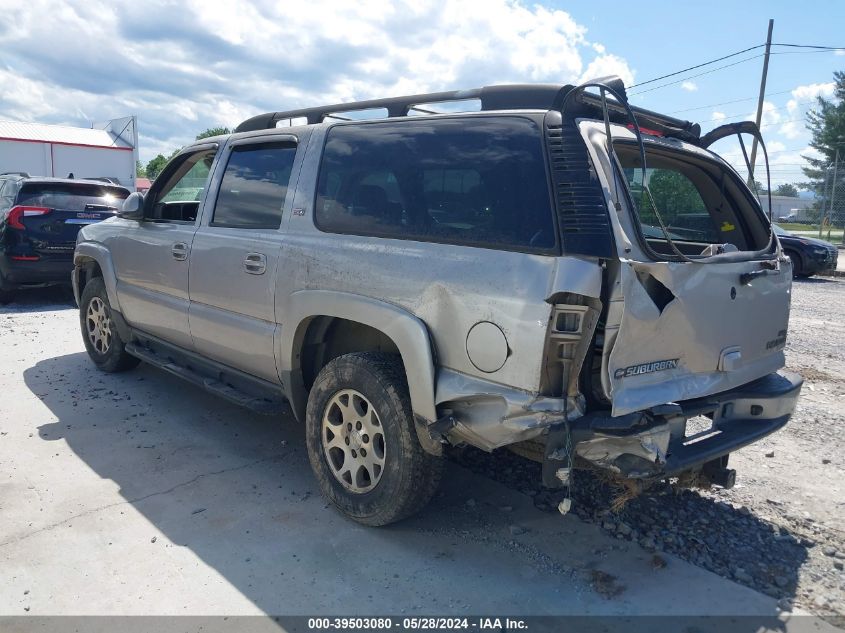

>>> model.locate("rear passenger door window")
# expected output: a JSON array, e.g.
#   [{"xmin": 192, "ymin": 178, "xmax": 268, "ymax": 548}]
[
  {"xmin": 212, "ymin": 142, "xmax": 297, "ymax": 229},
  {"xmin": 315, "ymin": 117, "xmax": 556, "ymax": 252}
]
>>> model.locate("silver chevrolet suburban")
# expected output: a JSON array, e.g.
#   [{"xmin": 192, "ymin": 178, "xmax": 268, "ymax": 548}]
[{"xmin": 73, "ymin": 78, "xmax": 803, "ymax": 525}]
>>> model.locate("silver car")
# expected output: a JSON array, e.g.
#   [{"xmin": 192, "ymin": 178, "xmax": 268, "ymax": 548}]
[{"xmin": 73, "ymin": 78, "xmax": 802, "ymax": 525}]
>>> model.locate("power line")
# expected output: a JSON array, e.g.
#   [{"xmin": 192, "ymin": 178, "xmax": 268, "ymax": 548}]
[
  {"xmin": 629, "ymin": 54, "xmax": 765, "ymax": 97},
  {"xmin": 628, "ymin": 44, "xmax": 766, "ymax": 89},
  {"xmin": 627, "ymin": 42, "xmax": 844, "ymax": 97},
  {"xmin": 771, "ymin": 43, "xmax": 845, "ymax": 51},
  {"xmin": 669, "ymin": 89, "xmax": 796, "ymax": 115},
  {"xmin": 698, "ymin": 96, "xmax": 826, "ymax": 125}
]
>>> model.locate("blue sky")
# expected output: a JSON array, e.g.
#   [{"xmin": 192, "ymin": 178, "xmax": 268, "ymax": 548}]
[
  {"xmin": 0, "ymin": 0, "xmax": 842, "ymax": 186},
  {"xmin": 556, "ymin": 0, "xmax": 845, "ymax": 186}
]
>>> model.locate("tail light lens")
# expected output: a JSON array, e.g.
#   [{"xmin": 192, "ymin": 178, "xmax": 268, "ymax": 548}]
[{"xmin": 7, "ymin": 205, "xmax": 51, "ymax": 230}]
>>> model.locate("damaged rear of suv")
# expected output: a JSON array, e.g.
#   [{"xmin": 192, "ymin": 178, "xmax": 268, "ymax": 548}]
[{"xmin": 75, "ymin": 78, "xmax": 801, "ymax": 525}]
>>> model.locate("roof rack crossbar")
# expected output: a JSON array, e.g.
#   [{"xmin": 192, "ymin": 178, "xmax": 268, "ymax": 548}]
[
  {"xmin": 234, "ymin": 82, "xmax": 701, "ymax": 142},
  {"xmin": 235, "ymin": 84, "xmax": 572, "ymax": 132}
]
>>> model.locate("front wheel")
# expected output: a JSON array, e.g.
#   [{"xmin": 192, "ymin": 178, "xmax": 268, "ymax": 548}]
[
  {"xmin": 79, "ymin": 277, "xmax": 140, "ymax": 372},
  {"xmin": 305, "ymin": 352, "xmax": 443, "ymax": 526}
]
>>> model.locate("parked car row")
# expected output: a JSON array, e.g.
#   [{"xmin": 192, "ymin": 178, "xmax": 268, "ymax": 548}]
[{"xmin": 0, "ymin": 173, "xmax": 129, "ymax": 303}]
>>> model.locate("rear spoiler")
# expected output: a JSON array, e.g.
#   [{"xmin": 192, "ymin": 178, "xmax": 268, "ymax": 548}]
[{"xmin": 565, "ymin": 82, "xmax": 701, "ymax": 144}]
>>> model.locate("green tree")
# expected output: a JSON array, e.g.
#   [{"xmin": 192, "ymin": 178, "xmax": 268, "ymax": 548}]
[
  {"xmin": 801, "ymin": 70, "xmax": 845, "ymax": 199},
  {"xmin": 647, "ymin": 169, "xmax": 705, "ymax": 224},
  {"xmin": 136, "ymin": 160, "xmax": 146, "ymax": 178},
  {"xmin": 773, "ymin": 183, "xmax": 799, "ymax": 197},
  {"xmin": 196, "ymin": 126, "xmax": 230, "ymax": 140},
  {"xmin": 144, "ymin": 149, "xmax": 180, "ymax": 180},
  {"xmin": 145, "ymin": 154, "xmax": 169, "ymax": 180}
]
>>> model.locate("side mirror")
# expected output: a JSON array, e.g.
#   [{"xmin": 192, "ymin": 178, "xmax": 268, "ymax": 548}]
[{"xmin": 119, "ymin": 192, "xmax": 145, "ymax": 220}]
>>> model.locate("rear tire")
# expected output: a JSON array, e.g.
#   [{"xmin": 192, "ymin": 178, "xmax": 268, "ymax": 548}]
[
  {"xmin": 79, "ymin": 277, "xmax": 140, "ymax": 372},
  {"xmin": 305, "ymin": 352, "xmax": 443, "ymax": 526}
]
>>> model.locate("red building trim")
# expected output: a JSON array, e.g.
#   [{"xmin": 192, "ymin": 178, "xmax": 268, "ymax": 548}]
[{"xmin": 0, "ymin": 136, "xmax": 133, "ymax": 151}]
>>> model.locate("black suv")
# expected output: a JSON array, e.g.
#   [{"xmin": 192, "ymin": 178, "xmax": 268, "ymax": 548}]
[{"xmin": 0, "ymin": 173, "xmax": 129, "ymax": 303}]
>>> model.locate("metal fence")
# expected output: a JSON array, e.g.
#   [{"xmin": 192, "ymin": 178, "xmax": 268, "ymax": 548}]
[{"xmin": 817, "ymin": 156, "xmax": 845, "ymax": 244}]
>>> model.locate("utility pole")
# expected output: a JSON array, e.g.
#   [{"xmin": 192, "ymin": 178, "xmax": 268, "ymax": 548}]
[{"xmin": 748, "ymin": 18, "xmax": 774, "ymax": 188}]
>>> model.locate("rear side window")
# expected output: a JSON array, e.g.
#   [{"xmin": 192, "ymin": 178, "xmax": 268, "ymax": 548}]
[
  {"xmin": 212, "ymin": 142, "xmax": 297, "ymax": 229},
  {"xmin": 315, "ymin": 117, "xmax": 556, "ymax": 251},
  {"xmin": 17, "ymin": 183, "xmax": 129, "ymax": 210}
]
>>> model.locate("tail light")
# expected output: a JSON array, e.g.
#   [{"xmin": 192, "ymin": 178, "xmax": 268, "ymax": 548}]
[{"xmin": 7, "ymin": 205, "xmax": 51, "ymax": 230}]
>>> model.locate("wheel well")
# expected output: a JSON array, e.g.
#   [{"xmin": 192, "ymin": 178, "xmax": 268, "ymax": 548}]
[
  {"xmin": 300, "ymin": 317, "xmax": 401, "ymax": 391},
  {"xmin": 76, "ymin": 258, "xmax": 103, "ymax": 295},
  {"xmin": 783, "ymin": 248, "xmax": 802, "ymax": 272}
]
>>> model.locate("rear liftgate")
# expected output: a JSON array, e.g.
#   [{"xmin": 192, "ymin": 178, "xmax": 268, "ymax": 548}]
[{"xmin": 545, "ymin": 79, "xmax": 797, "ymax": 491}]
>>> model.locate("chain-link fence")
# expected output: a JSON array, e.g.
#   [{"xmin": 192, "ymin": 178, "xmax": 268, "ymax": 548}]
[{"xmin": 816, "ymin": 156, "xmax": 845, "ymax": 244}]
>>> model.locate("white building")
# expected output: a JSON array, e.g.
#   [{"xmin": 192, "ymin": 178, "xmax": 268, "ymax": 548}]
[
  {"xmin": 760, "ymin": 194, "xmax": 815, "ymax": 221},
  {"xmin": 0, "ymin": 116, "xmax": 138, "ymax": 189}
]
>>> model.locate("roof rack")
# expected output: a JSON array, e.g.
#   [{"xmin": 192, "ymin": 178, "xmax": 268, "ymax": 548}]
[
  {"xmin": 0, "ymin": 171, "xmax": 30, "ymax": 177},
  {"xmin": 234, "ymin": 82, "xmax": 701, "ymax": 142},
  {"xmin": 236, "ymin": 84, "xmax": 571, "ymax": 132}
]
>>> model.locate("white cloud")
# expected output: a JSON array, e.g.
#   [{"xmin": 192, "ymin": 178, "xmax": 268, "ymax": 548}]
[
  {"xmin": 681, "ymin": 81, "xmax": 698, "ymax": 92},
  {"xmin": 0, "ymin": 0, "xmax": 635, "ymax": 162},
  {"xmin": 767, "ymin": 140, "xmax": 787, "ymax": 153},
  {"xmin": 712, "ymin": 111, "xmax": 726, "ymax": 121},
  {"xmin": 786, "ymin": 82, "xmax": 835, "ymax": 115},
  {"xmin": 778, "ymin": 120, "xmax": 803, "ymax": 139},
  {"xmin": 755, "ymin": 101, "xmax": 782, "ymax": 127},
  {"xmin": 578, "ymin": 54, "xmax": 634, "ymax": 86}
]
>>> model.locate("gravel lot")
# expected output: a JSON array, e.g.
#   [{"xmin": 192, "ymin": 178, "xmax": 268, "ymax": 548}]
[
  {"xmin": 0, "ymin": 275, "xmax": 843, "ymax": 625},
  {"xmin": 454, "ymin": 275, "xmax": 845, "ymax": 622}
]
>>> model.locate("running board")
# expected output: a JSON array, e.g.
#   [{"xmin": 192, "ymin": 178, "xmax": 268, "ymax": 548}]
[{"xmin": 125, "ymin": 340, "xmax": 286, "ymax": 415}]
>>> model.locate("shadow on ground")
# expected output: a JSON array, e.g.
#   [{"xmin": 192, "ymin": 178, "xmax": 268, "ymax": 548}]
[
  {"xmin": 0, "ymin": 285, "xmax": 75, "ymax": 314},
  {"xmin": 795, "ymin": 277, "xmax": 839, "ymax": 284},
  {"xmin": 454, "ymin": 446, "xmax": 810, "ymax": 605},
  {"xmin": 15, "ymin": 343, "xmax": 800, "ymax": 624}
]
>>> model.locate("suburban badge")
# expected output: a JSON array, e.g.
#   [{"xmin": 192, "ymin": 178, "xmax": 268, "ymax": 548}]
[{"xmin": 614, "ymin": 358, "xmax": 680, "ymax": 379}]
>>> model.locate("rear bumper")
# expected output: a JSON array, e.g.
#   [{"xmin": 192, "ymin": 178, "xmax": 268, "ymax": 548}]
[
  {"xmin": 0, "ymin": 254, "xmax": 74, "ymax": 286},
  {"xmin": 544, "ymin": 370, "xmax": 802, "ymax": 484},
  {"xmin": 661, "ymin": 370, "xmax": 802, "ymax": 475}
]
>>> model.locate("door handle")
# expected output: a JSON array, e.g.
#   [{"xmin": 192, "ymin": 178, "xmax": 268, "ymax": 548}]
[
  {"xmin": 244, "ymin": 252, "xmax": 267, "ymax": 275},
  {"xmin": 171, "ymin": 242, "xmax": 188, "ymax": 261}
]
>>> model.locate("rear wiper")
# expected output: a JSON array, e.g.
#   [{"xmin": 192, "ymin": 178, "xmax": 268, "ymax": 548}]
[{"xmin": 84, "ymin": 203, "xmax": 118, "ymax": 212}]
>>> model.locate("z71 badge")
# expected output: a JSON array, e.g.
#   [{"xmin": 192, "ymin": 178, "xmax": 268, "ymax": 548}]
[{"xmin": 614, "ymin": 358, "xmax": 679, "ymax": 379}]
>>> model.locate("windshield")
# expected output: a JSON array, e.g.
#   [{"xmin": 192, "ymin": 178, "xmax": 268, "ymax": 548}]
[
  {"xmin": 773, "ymin": 224, "xmax": 791, "ymax": 237},
  {"xmin": 616, "ymin": 142, "xmax": 772, "ymax": 258}
]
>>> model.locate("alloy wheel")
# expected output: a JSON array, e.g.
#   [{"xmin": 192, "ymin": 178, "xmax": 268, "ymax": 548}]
[
  {"xmin": 321, "ymin": 389, "xmax": 386, "ymax": 493},
  {"xmin": 85, "ymin": 297, "xmax": 112, "ymax": 354}
]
